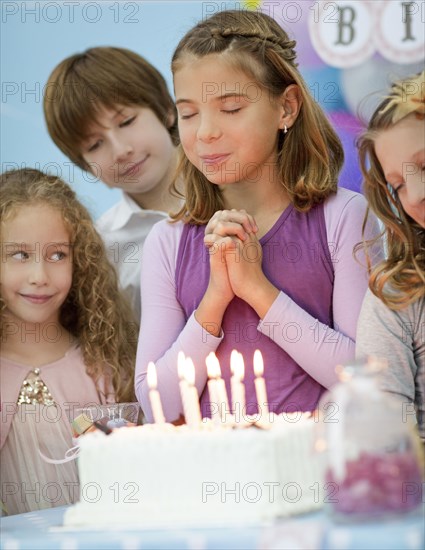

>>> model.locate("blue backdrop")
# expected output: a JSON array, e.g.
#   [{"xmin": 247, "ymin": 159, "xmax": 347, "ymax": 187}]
[{"xmin": 2, "ymin": 0, "xmax": 423, "ymax": 220}]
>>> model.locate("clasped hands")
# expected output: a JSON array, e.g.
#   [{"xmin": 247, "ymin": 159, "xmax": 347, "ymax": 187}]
[{"xmin": 204, "ymin": 209, "xmax": 266, "ymax": 307}]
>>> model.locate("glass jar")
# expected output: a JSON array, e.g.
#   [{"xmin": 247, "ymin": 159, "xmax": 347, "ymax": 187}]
[{"xmin": 316, "ymin": 358, "xmax": 424, "ymax": 522}]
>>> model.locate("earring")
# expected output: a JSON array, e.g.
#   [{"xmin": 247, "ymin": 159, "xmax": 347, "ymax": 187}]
[{"xmin": 284, "ymin": 125, "xmax": 288, "ymax": 134}]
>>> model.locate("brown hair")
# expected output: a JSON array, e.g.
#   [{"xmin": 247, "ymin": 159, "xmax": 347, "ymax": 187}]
[
  {"xmin": 170, "ymin": 9, "xmax": 344, "ymax": 223},
  {"xmin": 357, "ymin": 71, "xmax": 425, "ymax": 309},
  {"xmin": 0, "ymin": 168, "xmax": 137, "ymax": 401},
  {"xmin": 43, "ymin": 46, "xmax": 178, "ymax": 171}
]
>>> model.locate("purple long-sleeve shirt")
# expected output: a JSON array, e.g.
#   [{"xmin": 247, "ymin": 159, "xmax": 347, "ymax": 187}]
[{"xmin": 136, "ymin": 188, "xmax": 381, "ymax": 422}]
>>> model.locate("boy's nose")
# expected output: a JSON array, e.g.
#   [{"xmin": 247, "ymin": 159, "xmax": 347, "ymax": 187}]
[{"xmin": 113, "ymin": 139, "xmax": 133, "ymax": 162}]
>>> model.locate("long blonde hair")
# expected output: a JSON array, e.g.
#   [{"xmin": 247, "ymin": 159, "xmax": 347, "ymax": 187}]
[
  {"xmin": 0, "ymin": 168, "xmax": 137, "ymax": 401},
  {"xmin": 170, "ymin": 9, "xmax": 344, "ymax": 224},
  {"xmin": 357, "ymin": 71, "xmax": 425, "ymax": 309}
]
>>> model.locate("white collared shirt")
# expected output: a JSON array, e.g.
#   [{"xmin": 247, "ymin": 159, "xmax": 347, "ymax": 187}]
[{"xmin": 96, "ymin": 193, "xmax": 167, "ymax": 322}]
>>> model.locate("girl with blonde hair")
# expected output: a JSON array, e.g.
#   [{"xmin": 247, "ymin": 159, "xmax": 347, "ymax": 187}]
[
  {"xmin": 0, "ymin": 168, "xmax": 137, "ymax": 514},
  {"xmin": 356, "ymin": 71, "xmax": 425, "ymax": 439},
  {"xmin": 135, "ymin": 9, "xmax": 380, "ymax": 423}
]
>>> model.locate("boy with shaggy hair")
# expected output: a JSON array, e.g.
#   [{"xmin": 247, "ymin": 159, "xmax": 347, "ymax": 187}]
[{"xmin": 44, "ymin": 47, "xmax": 182, "ymax": 320}]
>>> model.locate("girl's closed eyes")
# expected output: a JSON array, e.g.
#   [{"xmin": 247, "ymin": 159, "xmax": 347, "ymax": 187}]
[
  {"xmin": 222, "ymin": 108, "xmax": 241, "ymax": 115},
  {"xmin": 179, "ymin": 112, "xmax": 197, "ymax": 120}
]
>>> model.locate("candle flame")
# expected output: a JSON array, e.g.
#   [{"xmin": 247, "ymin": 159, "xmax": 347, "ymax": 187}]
[
  {"xmin": 147, "ymin": 361, "xmax": 158, "ymax": 389},
  {"xmin": 253, "ymin": 349, "xmax": 264, "ymax": 377},
  {"xmin": 230, "ymin": 350, "xmax": 244, "ymax": 380},
  {"xmin": 177, "ymin": 351, "xmax": 186, "ymax": 379},
  {"xmin": 206, "ymin": 352, "xmax": 220, "ymax": 378},
  {"xmin": 184, "ymin": 357, "xmax": 196, "ymax": 386}
]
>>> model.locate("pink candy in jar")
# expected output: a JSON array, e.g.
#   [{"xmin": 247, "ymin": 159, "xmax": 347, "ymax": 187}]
[
  {"xmin": 325, "ymin": 449, "xmax": 423, "ymax": 517},
  {"xmin": 316, "ymin": 359, "xmax": 424, "ymax": 522}
]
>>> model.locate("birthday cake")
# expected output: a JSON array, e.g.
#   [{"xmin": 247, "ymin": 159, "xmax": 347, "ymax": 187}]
[{"xmin": 64, "ymin": 414, "xmax": 324, "ymax": 528}]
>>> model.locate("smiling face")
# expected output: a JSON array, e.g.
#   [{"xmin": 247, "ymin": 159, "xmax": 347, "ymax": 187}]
[
  {"xmin": 81, "ymin": 105, "xmax": 177, "ymax": 202},
  {"xmin": 1, "ymin": 204, "xmax": 73, "ymax": 327},
  {"xmin": 174, "ymin": 54, "xmax": 287, "ymax": 187},
  {"xmin": 374, "ymin": 114, "xmax": 425, "ymax": 228}
]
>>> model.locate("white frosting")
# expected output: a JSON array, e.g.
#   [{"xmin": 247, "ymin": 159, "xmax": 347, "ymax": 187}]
[{"xmin": 64, "ymin": 418, "xmax": 324, "ymax": 528}]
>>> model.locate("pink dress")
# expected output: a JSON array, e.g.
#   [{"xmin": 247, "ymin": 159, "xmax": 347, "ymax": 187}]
[{"xmin": 0, "ymin": 345, "xmax": 114, "ymax": 515}]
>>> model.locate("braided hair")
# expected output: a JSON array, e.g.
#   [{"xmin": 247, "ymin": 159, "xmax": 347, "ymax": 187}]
[{"xmin": 170, "ymin": 9, "xmax": 344, "ymax": 223}]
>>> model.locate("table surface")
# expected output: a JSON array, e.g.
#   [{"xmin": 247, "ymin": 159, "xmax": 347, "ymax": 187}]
[{"xmin": 1, "ymin": 505, "xmax": 424, "ymax": 550}]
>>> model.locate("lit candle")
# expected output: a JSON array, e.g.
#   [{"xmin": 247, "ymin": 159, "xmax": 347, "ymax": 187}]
[
  {"xmin": 183, "ymin": 357, "xmax": 202, "ymax": 428},
  {"xmin": 147, "ymin": 362, "xmax": 165, "ymax": 424},
  {"xmin": 206, "ymin": 352, "xmax": 221, "ymax": 424},
  {"xmin": 230, "ymin": 350, "xmax": 245, "ymax": 421},
  {"xmin": 209, "ymin": 352, "xmax": 231, "ymax": 423},
  {"xmin": 177, "ymin": 351, "xmax": 191, "ymax": 423},
  {"xmin": 253, "ymin": 349, "xmax": 269, "ymax": 417}
]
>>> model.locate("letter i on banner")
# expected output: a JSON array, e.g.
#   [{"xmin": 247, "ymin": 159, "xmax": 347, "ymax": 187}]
[{"xmin": 374, "ymin": 1, "xmax": 425, "ymax": 64}]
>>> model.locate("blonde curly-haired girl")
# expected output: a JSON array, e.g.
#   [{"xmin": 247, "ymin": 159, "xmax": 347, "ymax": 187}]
[{"xmin": 0, "ymin": 168, "xmax": 137, "ymax": 514}]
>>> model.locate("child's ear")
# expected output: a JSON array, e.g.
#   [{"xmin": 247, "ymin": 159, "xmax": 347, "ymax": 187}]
[{"xmin": 278, "ymin": 84, "xmax": 302, "ymax": 130}]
